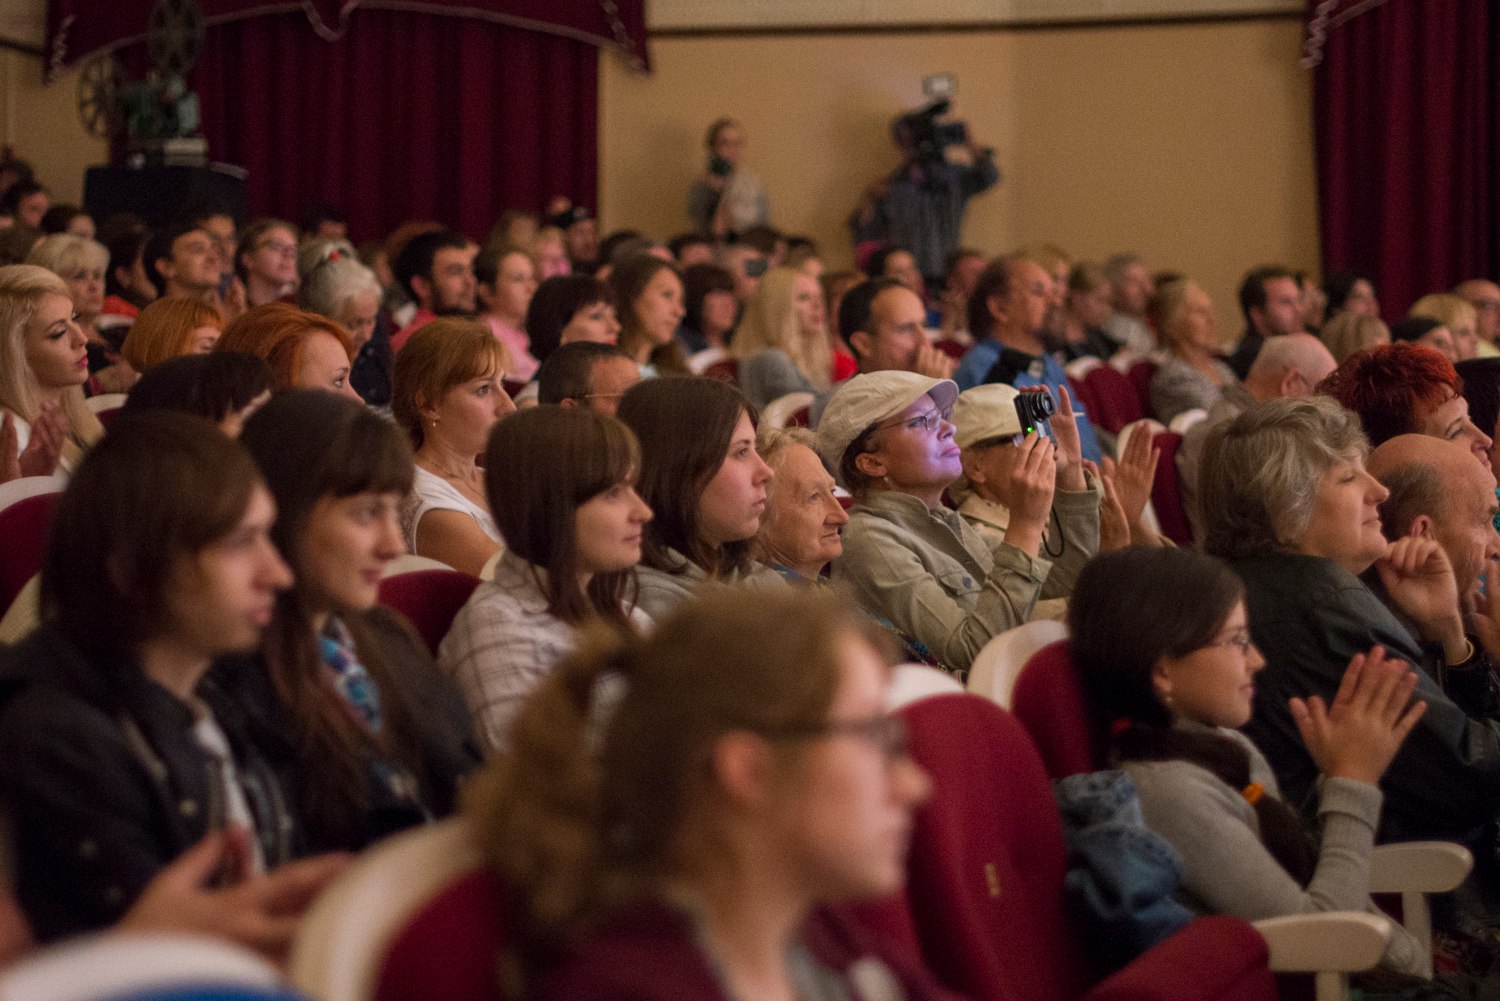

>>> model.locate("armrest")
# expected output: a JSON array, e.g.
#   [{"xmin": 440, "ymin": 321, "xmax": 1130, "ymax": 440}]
[
  {"xmin": 1252, "ymin": 912, "xmax": 1389, "ymax": 973},
  {"xmin": 1369, "ymin": 842, "xmax": 1472, "ymax": 893}
]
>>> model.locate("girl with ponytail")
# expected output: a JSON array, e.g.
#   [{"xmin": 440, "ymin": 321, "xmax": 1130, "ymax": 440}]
[
  {"xmin": 465, "ymin": 587, "xmax": 944, "ymax": 1001},
  {"xmin": 1068, "ymin": 546, "xmax": 1427, "ymax": 976}
]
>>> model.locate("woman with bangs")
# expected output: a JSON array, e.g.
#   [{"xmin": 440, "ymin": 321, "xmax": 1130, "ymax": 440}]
[
  {"xmin": 215, "ymin": 300, "xmax": 361, "ymax": 399},
  {"xmin": 27, "ymin": 233, "xmax": 135, "ymax": 395},
  {"xmin": 120, "ymin": 296, "xmax": 224, "ymax": 373},
  {"xmin": 731, "ymin": 265, "xmax": 834, "ymax": 409},
  {"xmin": 234, "ymin": 390, "xmax": 479, "ymax": 852},
  {"xmin": 391, "ymin": 317, "xmax": 516, "ymax": 574},
  {"xmin": 0, "ymin": 264, "xmax": 104, "ymax": 478},
  {"xmin": 439, "ymin": 406, "xmax": 653, "ymax": 750}
]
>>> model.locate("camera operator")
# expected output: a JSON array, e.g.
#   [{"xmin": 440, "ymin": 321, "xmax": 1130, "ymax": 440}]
[
  {"xmin": 688, "ymin": 118, "xmax": 772, "ymax": 239},
  {"xmin": 850, "ymin": 101, "xmax": 1000, "ymax": 289}
]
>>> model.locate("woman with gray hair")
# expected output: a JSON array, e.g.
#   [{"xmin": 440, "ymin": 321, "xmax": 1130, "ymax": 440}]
[
  {"xmin": 299, "ymin": 238, "xmax": 388, "ymax": 404},
  {"xmin": 752, "ymin": 425, "xmax": 848, "ymax": 583},
  {"xmin": 1201, "ymin": 394, "xmax": 1500, "ymax": 853}
]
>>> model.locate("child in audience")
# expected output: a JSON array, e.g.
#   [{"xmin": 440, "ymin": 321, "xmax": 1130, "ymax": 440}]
[
  {"xmin": 817, "ymin": 371, "xmax": 1064, "ymax": 675},
  {"xmin": 475, "ymin": 244, "xmax": 540, "ymax": 380},
  {"xmin": 732, "ymin": 266, "xmax": 834, "ymax": 409},
  {"xmin": 0, "ymin": 263, "xmax": 104, "ymax": 476},
  {"xmin": 439, "ymin": 406, "xmax": 652, "ymax": 750},
  {"xmin": 1069, "ymin": 545, "xmax": 1424, "ymax": 976},
  {"xmin": 467, "ymin": 587, "xmax": 942, "ymax": 1001},
  {"xmin": 391, "ymin": 318, "xmax": 515, "ymax": 574},
  {"xmin": 611, "ymin": 256, "xmax": 690, "ymax": 377},
  {"xmin": 236, "ymin": 390, "xmax": 480, "ymax": 852},
  {"xmin": 617, "ymin": 376, "xmax": 782, "ymax": 619}
]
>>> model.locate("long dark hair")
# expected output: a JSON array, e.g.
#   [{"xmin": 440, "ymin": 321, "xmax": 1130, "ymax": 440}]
[
  {"xmin": 239, "ymin": 390, "xmax": 423, "ymax": 844},
  {"xmin": 485, "ymin": 406, "xmax": 641, "ymax": 625},
  {"xmin": 1068, "ymin": 546, "xmax": 1315, "ymax": 885},
  {"xmin": 617, "ymin": 377, "xmax": 754, "ymax": 578}
]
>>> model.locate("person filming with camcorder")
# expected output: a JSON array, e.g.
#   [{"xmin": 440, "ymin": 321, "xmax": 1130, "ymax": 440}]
[{"xmin": 850, "ymin": 98, "xmax": 1000, "ymax": 289}]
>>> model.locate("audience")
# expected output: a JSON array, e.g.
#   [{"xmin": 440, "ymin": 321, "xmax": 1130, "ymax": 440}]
[
  {"xmin": 1455, "ymin": 278, "xmax": 1500, "ymax": 355},
  {"xmin": 391, "ymin": 318, "xmax": 513, "ymax": 574},
  {"xmin": 1200, "ymin": 396, "xmax": 1500, "ymax": 849},
  {"xmin": 1057, "ymin": 260, "xmax": 1117, "ymax": 362},
  {"xmin": 688, "ymin": 117, "xmax": 771, "ymax": 237},
  {"xmin": 1456, "ymin": 357, "xmax": 1500, "ymax": 474},
  {"xmin": 1323, "ymin": 271, "xmax": 1379, "ymax": 321},
  {"xmin": 1390, "ymin": 315, "xmax": 1457, "ymax": 363},
  {"xmin": 617, "ymin": 376, "xmax": 781, "ymax": 619},
  {"xmin": 99, "ymin": 218, "xmax": 156, "ymax": 323},
  {"xmin": 611, "ymin": 255, "xmax": 690, "ymax": 377},
  {"xmin": 235, "ymin": 391, "xmax": 479, "ymax": 852},
  {"xmin": 235, "ymin": 219, "xmax": 300, "ymax": 308},
  {"xmin": 819, "ymin": 371, "xmax": 1057, "ymax": 675},
  {"xmin": 475, "ymin": 243, "xmax": 540, "ymax": 380},
  {"xmin": 676, "ymin": 262, "xmax": 737, "ymax": 356},
  {"xmin": 752, "ymin": 425, "xmax": 847, "ymax": 584},
  {"xmin": 1319, "ymin": 342, "xmax": 1491, "ymax": 467},
  {"xmin": 1317, "ymin": 310, "xmax": 1389, "ymax": 363},
  {"xmin": 524, "ymin": 274, "xmax": 619, "ymax": 366},
  {"xmin": 1070, "ymin": 546, "xmax": 1424, "ymax": 975},
  {"xmin": 535, "ymin": 341, "xmax": 639, "ymax": 415},
  {"xmin": 438, "ymin": 406, "xmax": 651, "ymax": 750},
  {"xmin": 1102, "ymin": 252, "xmax": 1156, "ymax": 355},
  {"xmin": 0, "ymin": 412, "xmax": 303, "ymax": 940},
  {"xmin": 216, "ymin": 302, "xmax": 361, "ymax": 399},
  {"xmin": 1148, "ymin": 277, "xmax": 1239, "ymax": 422},
  {"xmin": 467, "ymin": 587, "xmax": 935, "ymax": 1001},
  {"xmin": 0, "ymin": 264, "xmax": 103, "ymax": 475},
  {"xmin": 1225, "ymin": 265, "xmax": 1302, "ymax": 379},
  {"xmin": 731, "ymin": 266, "xmax": 833, "ymax": 408},
  {"xmin": 1409, "ymin": 292, "xmax": 1480, "ymax": 362},
  {"xmin": 26, "ymin": 233, "xmax": 135, "ymax": 395},
  {"xmin": 297, "ymin": 238, "xmax": 389, "ymax": 405},
  {"xmin": 390, "ymin": 229, "xmax": 476, "ymax": 353},
  {"xmin": 120, "ymin": 296, "xmax": 225, "ymax": 372},
  {"xmin": 121, "ymin": 351, "xmax": 272, "ymax": 437}
]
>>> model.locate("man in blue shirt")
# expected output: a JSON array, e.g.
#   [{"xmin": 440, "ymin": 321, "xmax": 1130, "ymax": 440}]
[{"xmin": 955, "ymin": 256, "xmax": 1103, "ymax": 462}]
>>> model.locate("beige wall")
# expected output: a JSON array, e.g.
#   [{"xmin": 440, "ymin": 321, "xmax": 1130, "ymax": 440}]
[
  {"xmin": 0, "ymin": 51, "xmax": 107, "ymax": 204},
  {"xmin": 600, "ymin": 17, "xmax": 1319, "ymax": 339}
]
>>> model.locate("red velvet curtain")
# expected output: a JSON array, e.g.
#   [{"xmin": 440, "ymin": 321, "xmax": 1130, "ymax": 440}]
[
  {"xmin": 190, "ymin": 10, "xmax": 600, "ymax": 241},
  {"xmin": 179, "ymin": 9, "xmax": 598, "ymax": 242},
  {"xmin": 1313, "ymin": 0, "xmax": 1500, "ymax": 318}
]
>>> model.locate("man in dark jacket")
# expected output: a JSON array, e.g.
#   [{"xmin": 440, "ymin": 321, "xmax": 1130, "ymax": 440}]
[{"xmin": 0, "ymin": 412, "xmax": 306, "ymax": 941}]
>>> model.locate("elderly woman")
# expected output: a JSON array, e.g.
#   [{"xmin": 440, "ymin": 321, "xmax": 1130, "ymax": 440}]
[
  {"xmin": 818, "ymin": 370, "xmax": 1093, "ymax": 675},
  {"xmin": 1317, "ymin": 311, "xmax": 1388, "ymax": 364},
  {"xmin": 298, "ymin": 238, "xmax": 389, "ymax": 405},
  {"xmin": 1149, "ymin": 277, "xmax": 1240, "ymax": 422},
  {"xmin": 752, "ymin": 426, "xmax": 848, "ymax": 583},
  {"xmin": 1200, "ymin": 395, "xmax": 1500, "ymax": 850},
  {"xmin": 1319, "ymin": 342, "xmax": 1491, "ymax": 468}
]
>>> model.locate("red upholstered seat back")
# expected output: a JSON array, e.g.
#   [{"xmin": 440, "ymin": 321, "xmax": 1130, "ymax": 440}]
[
  {"xmin": 702, "ymin": 358, "xmax": 739, "ymax": 384},
  {"xmin": 898, "ymin": 693, "xmax": 1089, "ymax": 1001},
  {"xmin": 1010, "ymin": 640, "xmax": 1101, "ymax": 779},
  {"xmin": 1081, "ymin": 366, "xmax": 1144, "ymax": 434},
  {"xmin": 1126, "ymin": 360, "xmax": 1158, "ymax": 418},
  {"xmin": 374, "ymin": 869, "xmax": 509, "ymax": 1001},
  {"xmin": 0, "ymin": 492, "xmax": 59, "ymax": 613},
  {"xmin": 376, "ymin": 569, "xmax": 481, "ymax": 656},
  {"xmin": 1148, "ymin": 430, "xmax": 1193, "ymax": 545}
]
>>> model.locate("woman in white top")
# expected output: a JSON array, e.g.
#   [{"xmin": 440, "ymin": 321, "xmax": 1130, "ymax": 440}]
[
  {"xmin": 392, "ymin": 317, "xmax": 515, "ymax": 574},
  {"xmin": 0, "ymin": 264, "xmax": 104, "ymax": 481},
  {"xmin": 439, "ymin": 405, "xmax": 652, "ymax": 750}
]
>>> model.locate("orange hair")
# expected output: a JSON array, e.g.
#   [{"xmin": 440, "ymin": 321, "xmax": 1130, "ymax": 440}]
[
  {"xmin": 216, "ymin": 301, "xmax": 353, "ymax": 390},
  {"xmin": 120, "ymin": 296, "xmax": 224, "ymax": 372}
]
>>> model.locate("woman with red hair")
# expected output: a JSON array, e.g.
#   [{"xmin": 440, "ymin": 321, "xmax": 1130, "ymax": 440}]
[
  {"xmin": 1319, "ymin": 341, "xmax": 1491, "ymax": 469},
  {"xmin": 216, "ymin": 301, "xmax": 361, "ymax": 400}
]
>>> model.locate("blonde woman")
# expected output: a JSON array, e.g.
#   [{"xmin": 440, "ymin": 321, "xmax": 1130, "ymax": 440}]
[
  {"xmin": 1410, "ymin": 293, "xmax": 1481, "ymax": 361},
  {"xmin": 731, "ymin": 266, "xmax": 833, "ymax": 409},
  {"xmin": 120, "ymin": 297, "xmax": 224, "ymax": 372},
  {"xmin": 0, "ymin": 265, "xmax": 104, "ymax": 476},
  {"xmin": 27, "ymin": 233, "xmax": 134, "ymax": 395},
  {"xmin": 1149, "ymin": 277, "xmax": 1239, "ymax": 422},
  {"xmin": 1319, "ymin": 311, "xmax": 1389, "ymax": 364}
]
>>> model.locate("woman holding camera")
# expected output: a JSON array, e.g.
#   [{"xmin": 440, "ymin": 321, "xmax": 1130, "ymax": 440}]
[{"xmin": 817, "ymin": 371, "xmax": 1095, "ymax": 675}]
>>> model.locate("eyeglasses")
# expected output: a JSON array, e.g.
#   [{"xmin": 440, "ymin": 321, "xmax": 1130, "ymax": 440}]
[
  {"xmin": 258, "ymin": 240, "xmax": 297, "ymax": 257},
  {"xmin": 1203, "ymin": 629, "xmax": 1254, "ymax": 655},
  {"xmin": 873, "ymin": 405, "xmax": 954, "ymax": 436},
  {"xmin": 756, "ymin": 714, "xmax": 910, "ymax": 762}
]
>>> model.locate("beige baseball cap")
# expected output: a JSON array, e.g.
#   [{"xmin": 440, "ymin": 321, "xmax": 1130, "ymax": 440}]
[
  {"xmin": 815, "ymin": 371, "xmax": 959, "ymax": 483},
  {"xmin": 952, "ymin": 383, "xmax": 1024, "ymax": 449}
]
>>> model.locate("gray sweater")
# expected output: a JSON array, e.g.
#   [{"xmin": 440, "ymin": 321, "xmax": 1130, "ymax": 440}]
[
  {"xmin": 634, "ymin": 547, "xmax": 787, "ymax": 622},
  {"xmin": 1122, "ymin": 725, "xmax": 1422, "ymax": 974}
]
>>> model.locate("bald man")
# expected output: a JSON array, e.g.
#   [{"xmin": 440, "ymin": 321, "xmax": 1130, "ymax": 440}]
[
  {"xmin": 1179, "ymin": 332, "xmax": 1337, "ymax": 539},
  {"xmin": 1456, "ymin": 279, "xmax": 1500, "ymax": 355},
  {"xmin": 1369, "ymin": 435, "xmax": 1500, "ymax": 713}
]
